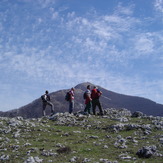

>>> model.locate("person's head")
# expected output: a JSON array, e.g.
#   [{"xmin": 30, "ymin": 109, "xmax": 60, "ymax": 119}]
[
  {"xmin": 45, "ymin": 90, "xmax": 49, "ymax": 94},
  {"xmin": 94, "ymin": 86, "xmax": 97, "ymax": 89},
  {"xmin": 71, "ymin": 87, "xmax": 75, "ymax": 91},
  {"xmin": 87, "ymin": 85, "xmax": 91, "ymax": 90}
]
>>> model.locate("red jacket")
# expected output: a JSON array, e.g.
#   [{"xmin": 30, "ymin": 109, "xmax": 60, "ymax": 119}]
[{"xmin": 91, "ymin": 89, "xmax": 102, "ymax": 99}]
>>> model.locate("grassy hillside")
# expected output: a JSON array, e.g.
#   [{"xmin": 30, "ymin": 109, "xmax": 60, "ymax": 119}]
[{"xmin": 0, "ymin": 108, "xmax": 163, "ymax": 163}]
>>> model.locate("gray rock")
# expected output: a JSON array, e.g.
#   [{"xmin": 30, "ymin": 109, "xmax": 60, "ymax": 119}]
[
  {"xmin": 132, "ymin": 111, "xmax": 144, "ymax": 118},
  {"xmin": 136, "ymin": 145, "xmax": 157, "ymax": 158},
  {"xmin": 89, "ymin": 135, "xmax": 99, "ymax": 139},
  {"xmin": 159, "ymin": 138, "xmax": 163, "ymax": 144},
  {"xmin": 70, "ymin": 156, "xmax": 77, "ymax": 162},
  {"xmin": 114, "ymin": 136, "xmax": 128, "ymax": 149},
  {"xmin": 0, "ymin": 154, "xmax": 9, "ymax": 161},
  {"xmin": 103, "ymin": 145, "xmax": 108, "ymax": 149},
  {"xmin": 24, "ymin": 156, "xmax": 43, "ymax": 163},
  {"xmin": 83, "ymin": 158, "xmax": 91, "ymax": 162},
  {"xmin": 99, "ymin": 158, "xmax": 118, "ymax": 163},
  {"xmin": 112, "ymin": 117, "xmax": 129, "ymax": 122},
  {"xmin": 41, "ymin": 150, "xmax": 57, "ymax": 157},
  {"xmin": 8, "ymin": 118, "xmax": 23, "ymax": 127},
  {"xmin": 119, "ymin": 154, "xmax": 132, "ymax": 160},
  {"xmin": 105, "ymin": 108, "xmax": 131, "ymax": 117}
]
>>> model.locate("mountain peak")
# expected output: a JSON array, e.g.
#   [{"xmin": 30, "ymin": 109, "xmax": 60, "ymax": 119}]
[
  {"xmin": 74, "ymin": 82, "xmax": 99, "ymax": 90},
  {"xmin": 0, "ymin": 82, "xmax": 163, "ymax": 118}
]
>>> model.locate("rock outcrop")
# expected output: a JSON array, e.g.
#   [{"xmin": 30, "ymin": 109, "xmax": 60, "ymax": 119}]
[{"xmin": 0, "ymin": 108, "xmax": 162, "ymax": 162}]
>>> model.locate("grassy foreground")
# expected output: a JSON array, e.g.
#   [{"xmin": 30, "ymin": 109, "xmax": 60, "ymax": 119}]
[{"xmin": 0, "ymin": 111, "xmax": 163, "ymax": 163}]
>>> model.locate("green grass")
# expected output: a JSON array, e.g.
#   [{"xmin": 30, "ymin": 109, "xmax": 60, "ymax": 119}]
[{"xmin": 0, "ymin": 115, "xmax": 163, "ymax": 163}]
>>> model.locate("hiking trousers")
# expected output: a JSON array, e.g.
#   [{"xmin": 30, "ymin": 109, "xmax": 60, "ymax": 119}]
[
  {"xmin": 84, "ymin": 101, "xmax": 92, "ymax": 114},
  {"xmin": 42, "ymin": 101, "xmax": 54, "ymax": 116},
  {"xmin": 69, "ymin": 100, "xmax": 74, "ymax": 114},
  {"xmin": 92, "ymin": 99, "xmax": 103, "ymax": 115}
]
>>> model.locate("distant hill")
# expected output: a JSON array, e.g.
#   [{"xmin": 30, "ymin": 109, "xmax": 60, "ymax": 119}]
[{"xmin": 0, "ymin": 82, "xmax": 163, "ymax": 118}]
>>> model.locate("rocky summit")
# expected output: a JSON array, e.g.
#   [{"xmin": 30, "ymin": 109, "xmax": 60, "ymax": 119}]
[{"xmin": 0, "ymin": 108, "xmax": 163, "ymax": 163}]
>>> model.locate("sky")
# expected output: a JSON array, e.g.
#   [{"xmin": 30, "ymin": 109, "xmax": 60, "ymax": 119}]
[{"xmin": 0, "ymin": 0, "xmax": 163, "ymax": 111}]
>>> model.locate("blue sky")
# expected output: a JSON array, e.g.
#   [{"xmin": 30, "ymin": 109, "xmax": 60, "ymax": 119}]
[{"xmin": 0, "ymin": 0, "xmax": 163, "ymax": 111}]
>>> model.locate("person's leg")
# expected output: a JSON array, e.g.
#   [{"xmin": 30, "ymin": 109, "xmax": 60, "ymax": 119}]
[
  {"xmin": 42, "ymin": 102, "xmax": 46, "ymax": 116},
  {"xmin": 87, "ymin": 102, "xmax": 92, "ymax": 114},
  {"xmin": 97, "ymin": 100, "xmax": 103, "ymax": 115},
  {"xmin": 71, "ymin": 100, "xmax": 74, "ymax": 113},
  {"xmin": 92, "ymin": 100, "xmax": 96, "ymax": 115},
  {"xmin": 47, "ymin": 101, "xmax": 54, "ymax": 114},
  {"xmin": 69, "ymin": 101, "xmax": 73, "ymax": 114},
  {"xmin": 84, "ymin": 105, "xmax": 88, "ymax": 112}
]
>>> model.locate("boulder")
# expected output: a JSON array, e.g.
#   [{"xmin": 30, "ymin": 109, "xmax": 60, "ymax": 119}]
[{"xmin": 136, "ymin": 145, "xmax": 157, "ymax": 158}]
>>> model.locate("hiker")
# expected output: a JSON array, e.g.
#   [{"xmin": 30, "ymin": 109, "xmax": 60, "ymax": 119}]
[
  {"xmin": 41, "ymin": 90, "xmax": 54, "ymax": 116},
  {"xmin": 91, "ymin": 86, "xmax": 103, "ymax": 115},
  {"xmin": 84, "ymin": 85, "xmax": 92, "ymax": 114},
  {"xmin": 68, "ymin": 87, "xmax": 75, "ymax": 114}
]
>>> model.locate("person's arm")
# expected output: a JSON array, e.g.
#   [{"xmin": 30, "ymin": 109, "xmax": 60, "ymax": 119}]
[
  {"xmin": 97, "ymin": 89, "xmax": 102, "ymax": 96},
  {"xmin": 69, "ymin": 91, "xmax": 74, "ymax": 100},
  {"xmin": 87, "ymin": 93, "xmax": 92, "ymax": 101},
  {"xmin": 47, "ymin": 95, "xmax": 51, "ymax": 101}
]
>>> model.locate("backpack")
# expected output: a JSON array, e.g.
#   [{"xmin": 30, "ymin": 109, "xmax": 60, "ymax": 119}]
[
  {"xmin": 83, "ymin": 92, "xmax": 87, "ymax": 99},
  {"xmin": 65, "ymin": 92, "xmax": 70, "ymax": 101},
  {"xmin": 41, "ymin": 95, "xmax": 47, "ymax": 102},
  {"xmin": 96, "ymin": 89, "xmax": 102, "ymax": 99}
]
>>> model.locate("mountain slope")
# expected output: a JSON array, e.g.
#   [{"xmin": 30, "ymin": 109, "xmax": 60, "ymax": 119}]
[{"xmin": 0, "ymin": 82, "xmax": 163, "ymax": 118}]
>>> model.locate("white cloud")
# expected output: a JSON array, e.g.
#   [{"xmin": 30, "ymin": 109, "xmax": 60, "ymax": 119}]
[
  {"xmin": 52, "ymin": 12, "xmax": 59, "ymax": 20},
  {"xmin": 130, "ymin": 31, "xmax": 163, "ymax": 59},
  {"xmin": 155, "ymin": 0, "xmax": 163, "ymax": 13},
  {"xmin": 134, "ymin": 36, "xmax": 154, "ymax": 54},
  {"xmin": 37, "ymin": 0, "xmax": 56, "ymax": 8},
  {"xmin": 64, "ymin": 8, "xmax": 140, "ymax": 60},
  {"xmin": 114, "ymin": 3, "xmax": 134, "ymax": 16}
]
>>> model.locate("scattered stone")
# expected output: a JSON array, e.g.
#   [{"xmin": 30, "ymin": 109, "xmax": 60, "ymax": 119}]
[
  {"xmin": 159, "ymin": 138, "xmax": 163, "ymax": 144},
  {"xmin": 114, "ymin": 136, "xmax": 128, "ymax": 149},
  {"xmin": 41, "ymin": 150, "xmax": 57, "ymax": 157},
  {"xmin": 112, "ymin": 117, "xmax": 129, "ymax": 122},
  {"xmin": 24, "ymin": 156, "xmax": 43, "ymax": 163},
  {"xmin": 70, "ymin": 156, "xmax": 78, "ymax": 162},
  {"xmin": 136, "ymin": 145, "xmax": 157, "ymax": 158},
  {"xmin": 105, "ymin": 108, "xmax": 132, "ymax": 117},
  {"xmin": 0, "ymin": 108, "xmax": 162, "ymax": 162},
  {"xmin": 83, "ymin": 158, "xmax": 91, "ymax": 162},
  {"xmin": 23, "ymin": 143, "xmax": 32, "ymax": 147},
  {"xmin": 89, "ymin": 135, "xmax": 99, "ymax": 139},
  {"xmin": 56, "ymin": 143, "xmax": 64, "ymax": 148},
  {"xmin": 103, "ymin": 145, "xmax": 108, "ymax": 149},
  {"xmin": 99, "ymin": 158, "xmax": 109, "ymax": 163},
  {"xmin": 119, "ymin": 153, "xmax": 132, "ymax": 160},
  {"xmin": 99, "ymin": 158, "xmax": 118, "ymax": 163},
  {"xmin": 8, "ymin": 118, "xmax": 23, "ymax": 127},
  {"xmin": 0, "ymin": 155, "xmax": 9, "ymax": 161},
  {"xmin": 73, "ymin": 131, "xmax": 82, "ymax": 134},
  {"xmin": 132, "ymin": 111, "xmax": 144, "ymax": 118}
]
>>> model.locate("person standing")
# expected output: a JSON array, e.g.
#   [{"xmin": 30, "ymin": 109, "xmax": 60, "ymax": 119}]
[
  {"xmin": 91, "ymin": 86, "xmax": 103, "ymax": 115},
  {"xmin": 41, "ymin": 90, "xmax": 54, "ymax": 116},
  {"xmin": 68, "ymin": 87, "xmax": 75, "ymax": 114},
  {"xmin": 84, "ymin": 85, "xmax": 92, "ymax": 114}
]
